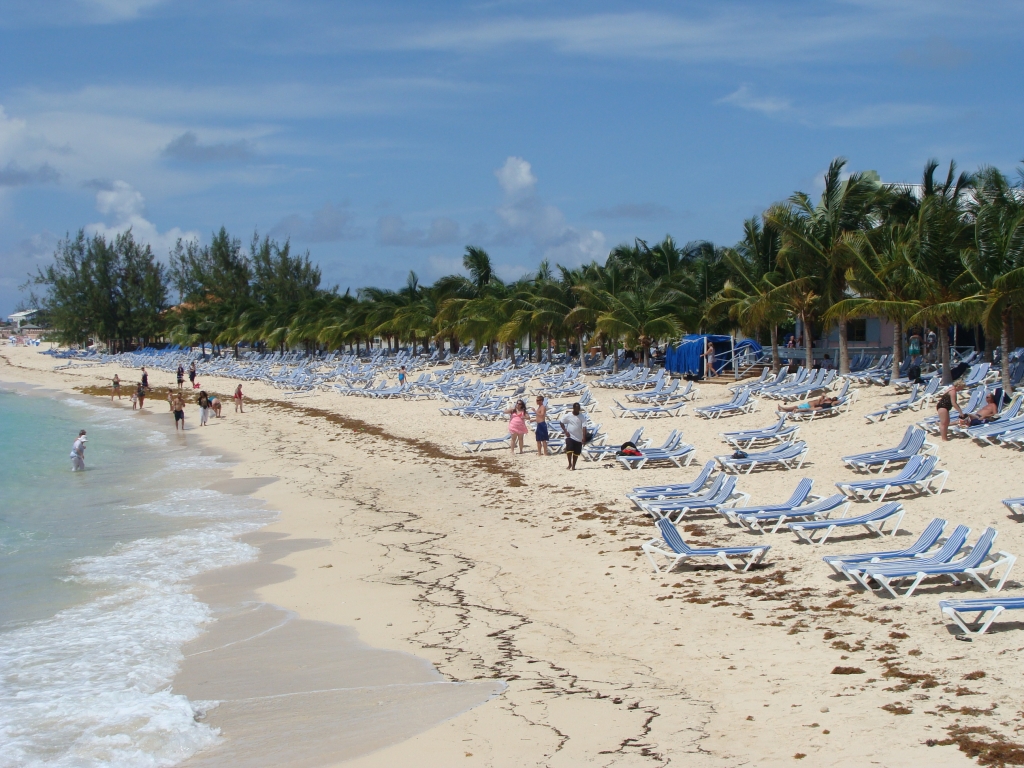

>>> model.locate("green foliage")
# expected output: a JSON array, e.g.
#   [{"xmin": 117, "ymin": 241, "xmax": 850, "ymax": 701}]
[{"xmin": 28, "ymin": 229, "xmax": 167, "ymax": 349}]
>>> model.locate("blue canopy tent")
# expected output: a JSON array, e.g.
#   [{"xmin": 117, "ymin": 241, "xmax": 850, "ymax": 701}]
[{"xmin": 665, "ymin": 335, "xmax": 763, "ymax": 377}]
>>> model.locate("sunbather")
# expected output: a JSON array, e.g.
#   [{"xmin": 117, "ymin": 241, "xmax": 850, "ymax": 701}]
[
  {"xmin": 776, "ymin": 395, "xmax": 838, "ymax": 413},
  {"xmin": 958, "ymin": 392, "xmax": 999, "ymax": 428}
]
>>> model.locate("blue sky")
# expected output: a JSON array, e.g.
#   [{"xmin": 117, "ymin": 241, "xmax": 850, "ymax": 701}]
[{"xmin": 1, "ymin": 0, "xmax": 1023, "ymax": 313}]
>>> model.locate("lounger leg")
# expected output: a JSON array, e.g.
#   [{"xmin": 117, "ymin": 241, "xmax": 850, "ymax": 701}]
[
  {"xmin": 994, "ymin": 556, "xmax": 1017, "ymax": 591},
  {"xmin": 901, "ymin": 573, "xmax": 928, "ymax": 599},
  {"xmin": 717, "ymin": 553, "xmax": 738, "ymax": 571}
]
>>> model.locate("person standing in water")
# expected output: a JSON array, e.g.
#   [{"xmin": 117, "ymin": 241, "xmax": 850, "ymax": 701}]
[
  {"xmin": 70, "ymin": 430, "xmax": 87, "ymax": 472},
  {"xmin": 135, "ymin": 382, "xmax": 146, "ymax": 409},
  {"xmin": 111, "ymin": 374, "xmax": 121, "ymax": 401},
  {"xmin": 171, "ymin": 392, "xmax": 186, "ymax": 432},
  {"xmin": 534, "ymin": 396, "xmax": 550, "ymax": 456},
  {"xmin": 233, "ymin": 384, "xmax": 244, "ymax": 413}
]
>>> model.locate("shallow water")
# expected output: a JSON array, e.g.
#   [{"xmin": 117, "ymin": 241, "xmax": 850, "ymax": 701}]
[{"xmin": 0, "ymin": 389, "xmax": 273, "ymax": 767}]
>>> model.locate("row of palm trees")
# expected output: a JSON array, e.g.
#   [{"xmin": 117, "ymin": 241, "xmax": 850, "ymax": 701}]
[{"xmin": 171, "ymin": 157, "xmax": 1024, "ymax": 392}]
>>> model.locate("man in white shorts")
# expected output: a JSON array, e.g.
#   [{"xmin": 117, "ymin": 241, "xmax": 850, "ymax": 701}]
[{"xmin": 70, "ymin": 430, "xmax": 87, "ymax": 472}]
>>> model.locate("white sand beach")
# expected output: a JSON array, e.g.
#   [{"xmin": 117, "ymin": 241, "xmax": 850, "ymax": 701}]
[{"xmin": 4, "ymin": 346, "xmax": 1023, "ymax": 767}]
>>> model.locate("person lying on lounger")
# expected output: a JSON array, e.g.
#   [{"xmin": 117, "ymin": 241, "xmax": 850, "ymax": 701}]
[
  {"xmin": 776, "ymin": 395, "xmax": 839, "ymax": 413},
  {"xmin": 958, "ymin": 392, "xmax": 999, "ymax": 428}
]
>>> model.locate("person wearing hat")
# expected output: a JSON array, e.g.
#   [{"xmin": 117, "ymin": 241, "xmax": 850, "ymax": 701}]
[{"xmin": 70, "ymin": 430, "xmax": 87, "ymax": 472}]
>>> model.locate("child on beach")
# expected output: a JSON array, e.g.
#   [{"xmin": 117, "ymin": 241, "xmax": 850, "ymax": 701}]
[
  {"xmin": 198, "ymin": 391, "xmax": 210, "ymax": 427},
  {"xmin": 534, "ymin": 396, "xmax": 550, "ymax": 456},
  {"xmin": 505, "ymin": 399, "xmax": 529, "ymax": 454},
  {"xmin": 233, "ymin": 384, "xmax": 244, "ymax": 413}
]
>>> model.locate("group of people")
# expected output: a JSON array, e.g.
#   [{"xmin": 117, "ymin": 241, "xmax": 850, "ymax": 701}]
[
  {"xmin": 108, "ymin": 365, "xmax": 246, "ymax": 429},
  {"xmin": 175, "ymin": 361, "xmax": 198, "ymax": 389},
  {"xmin": 936, "ymin": 382, "xmax": 1000, "ymax": 441},
  {"xmin": 505, "ymin": 397, "xmax": 588, "ymax": 470}
]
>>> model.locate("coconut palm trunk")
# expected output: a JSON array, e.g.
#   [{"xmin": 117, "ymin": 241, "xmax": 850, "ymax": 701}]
[
  {"xmin": 770, "ymin": 324, "xmax": 780, "ymax": 373},
  {"xmin": 891, "ymin": 320, "xmax": 903, "ymax": 381},
  {"xmin": 802, "ymin": 315, "xmax": 814, "ymax": 369},
  {"xmin": 837, "ymin": 317, "xmax": 850, "ymax": 374},
  {"xmin": 939, "ymin": 326, "xmax": 953, "ymax": 384},
  {"xmin": 1001, "ymin": 308, "xmax": 1013, "ymax": 393}
]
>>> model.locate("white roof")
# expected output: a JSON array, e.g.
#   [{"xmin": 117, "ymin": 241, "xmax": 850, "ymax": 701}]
[{"xmin": 8, "ymin": 309, "xmax": 38, "ymax": 322}]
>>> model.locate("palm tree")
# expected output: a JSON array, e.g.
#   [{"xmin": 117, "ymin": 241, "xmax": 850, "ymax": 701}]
[
  {"xmin": 710, "ymin": 217, "xmax": 788, "ymax": 372},
  {"xmin": 823, "ymin": 223, "xmax": 919, "ymax": 381},
  {"xmin": 904, "ymin": 160, "xmax": 975, "ymax": 383},
  {"xmin": 961, "ymin": 166, "xmax": 1024, "ymax": 391},
  {"xmin": 767, "ymin": 158, "xmax": 880, "ymax": 372},
  {"xmin": 578, "ymin": 278, "xmax": 686, "ymax": 368}
]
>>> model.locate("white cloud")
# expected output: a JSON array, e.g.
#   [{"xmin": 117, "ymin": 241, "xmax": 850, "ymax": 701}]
[
  {"xmin": 494, "ymin": 156, "xmax": 537, "ymax": 197},
  {"xmin": 493, "ymin": 156, "xmax": 605, "ymax": 265},
  {"xmin": 717, "ymin": 85, "xmax": 791, "ymax": 115},
  {"xmin": 84, "ymin": 180, "xmax": 198, "ymax": 257}
]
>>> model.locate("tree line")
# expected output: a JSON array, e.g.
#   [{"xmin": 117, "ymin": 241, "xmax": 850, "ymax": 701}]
[{"xmin": 26, "ymin": 157, "xmax": 1024, "ymax": 391}]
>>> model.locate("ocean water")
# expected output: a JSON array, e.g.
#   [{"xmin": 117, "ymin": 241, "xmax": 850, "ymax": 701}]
[{"xmin": 0, "ymin": 388, "xmax": 274, "ymax": 767}]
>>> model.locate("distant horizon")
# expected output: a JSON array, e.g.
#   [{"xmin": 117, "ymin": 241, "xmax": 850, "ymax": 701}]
[{"xmin": 2, "ymin": 1, "xmax": 1023, "ymax": 314}]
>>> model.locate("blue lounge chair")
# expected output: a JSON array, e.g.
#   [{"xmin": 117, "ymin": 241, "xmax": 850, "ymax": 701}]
[
  {"xmin": 835, "ymin": 455, "xmax": 948, "ymax": 502},
  {"xmin": 939, "ymin": 596, "xmax": 1024, "ymax": 637},
  {"xmin": 461, "ymin": 434, "xmax": 512, "ymax": 453},
  {"xmin": 841, "ymin": 426, "xmax": 933, "ymax": 474},
  {"xmin": 846, "ymin": 528, "xmax": 1016, "ymax": 598},
  {"xmin": 714, "ymin": 441, "xmax": 808, "ymax": 474},
  {"xmin": 1002, "ymin": 497, "xmax": 1024, "ymax": 517},
  {"xmin": 627, "ymin": 461, "xmax": 716, "ymax": 502},
  {"xmin": 726, "ymin": 493, "xmax": 848, "ymax": 534},
  {"xmin": 639, "ymin": 476, "xmax": 749, "ymax": 523},
  {"xmin": 787, "ymin": 502, "xmax": 905, "ymax": 545},
  {"xmin": 641, "ymin": 518, "xmax": 771, "ymax": 573},
  {"xmin": 720, "ymin": 415, "xmax": 799, "ymax": 450},
  {"xmin": 694, "ymin": 389, "xmax": 756, "ymax": 419},
  {"xmin": 716, "ymin": 478, "xmax": 814, "ymax": 524},
  {"xmin": 864, "ymin": 385, "xmax": 920, "ymax": 423},
  {"xmin": 822, "ymin": 518, "xmax": 950, "ymax": 578},
  {"xmin": 611, "ymin": 399, "xmax": 686, "ymax": 419}
]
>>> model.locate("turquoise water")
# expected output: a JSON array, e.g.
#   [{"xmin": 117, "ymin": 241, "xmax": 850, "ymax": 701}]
[{"xmin": 0, "ymin": 388, "xmax": 274, "ymax": 767}]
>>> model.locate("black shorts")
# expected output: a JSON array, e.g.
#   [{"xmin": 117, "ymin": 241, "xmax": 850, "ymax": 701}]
[
  {"xmin": 174, "ymin": 410, "xmax": 184, "ymax": 422},
  {"xmin": 565, "ymin": 437, "xmax": 583, "ymax": 456}
]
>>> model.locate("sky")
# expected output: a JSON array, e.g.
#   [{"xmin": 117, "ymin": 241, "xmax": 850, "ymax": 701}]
[{"xmin": 1, "ymin": 0, "xmax": 1023, "ymax": 313}]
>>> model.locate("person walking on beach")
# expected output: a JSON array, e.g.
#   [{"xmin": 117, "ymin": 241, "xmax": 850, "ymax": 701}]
[
  {"xmin": 233, "ymin": 384, "xmax": 244, "ymax": 413},
  {"xmin": 188, "ymin": 361, "xmax": 197, "ymax": 388},
  {"xmin": 141, "ymin": 367, "xmax": 149, "ymax": 391},
  {"xmin": 534, "ymin": 396, "xmax": 550, "ymax": 456},
  {"xmin": 505, "ymin": 399, "xmax": 529, "ymax": 454},
  {"xmin": 111, "ymin": 374, "xmax": 121, "ymax": 401},
  {"xmin": 398, "ymin": 365, "xmax": 407, "ymax": 388},
  {"xmin": 176, "ymin": 364, "xmax": 185, "ymax": 389},
  {"xmin": 70, "ymin": 430, "xmax": 87, "ymax": 472},
  {"xmin": 198, "ymin": 391, "xmax": 210, "ymax": 427},
  {"xmin": 135, "ymin": 382, "xmax": 146, "ymax": 409},
  {"xmin": 171, "ymin": 392, "xmax": 186, "ymax": 431},
  {"xmin": 559, "ymin": 402, "xmax": 585, "ymax": 471}
]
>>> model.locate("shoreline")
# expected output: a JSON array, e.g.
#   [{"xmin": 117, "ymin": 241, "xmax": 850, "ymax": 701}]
[{"xmin": 4, "ymin": 347, "xmax": 1024, "ymax": 766}]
